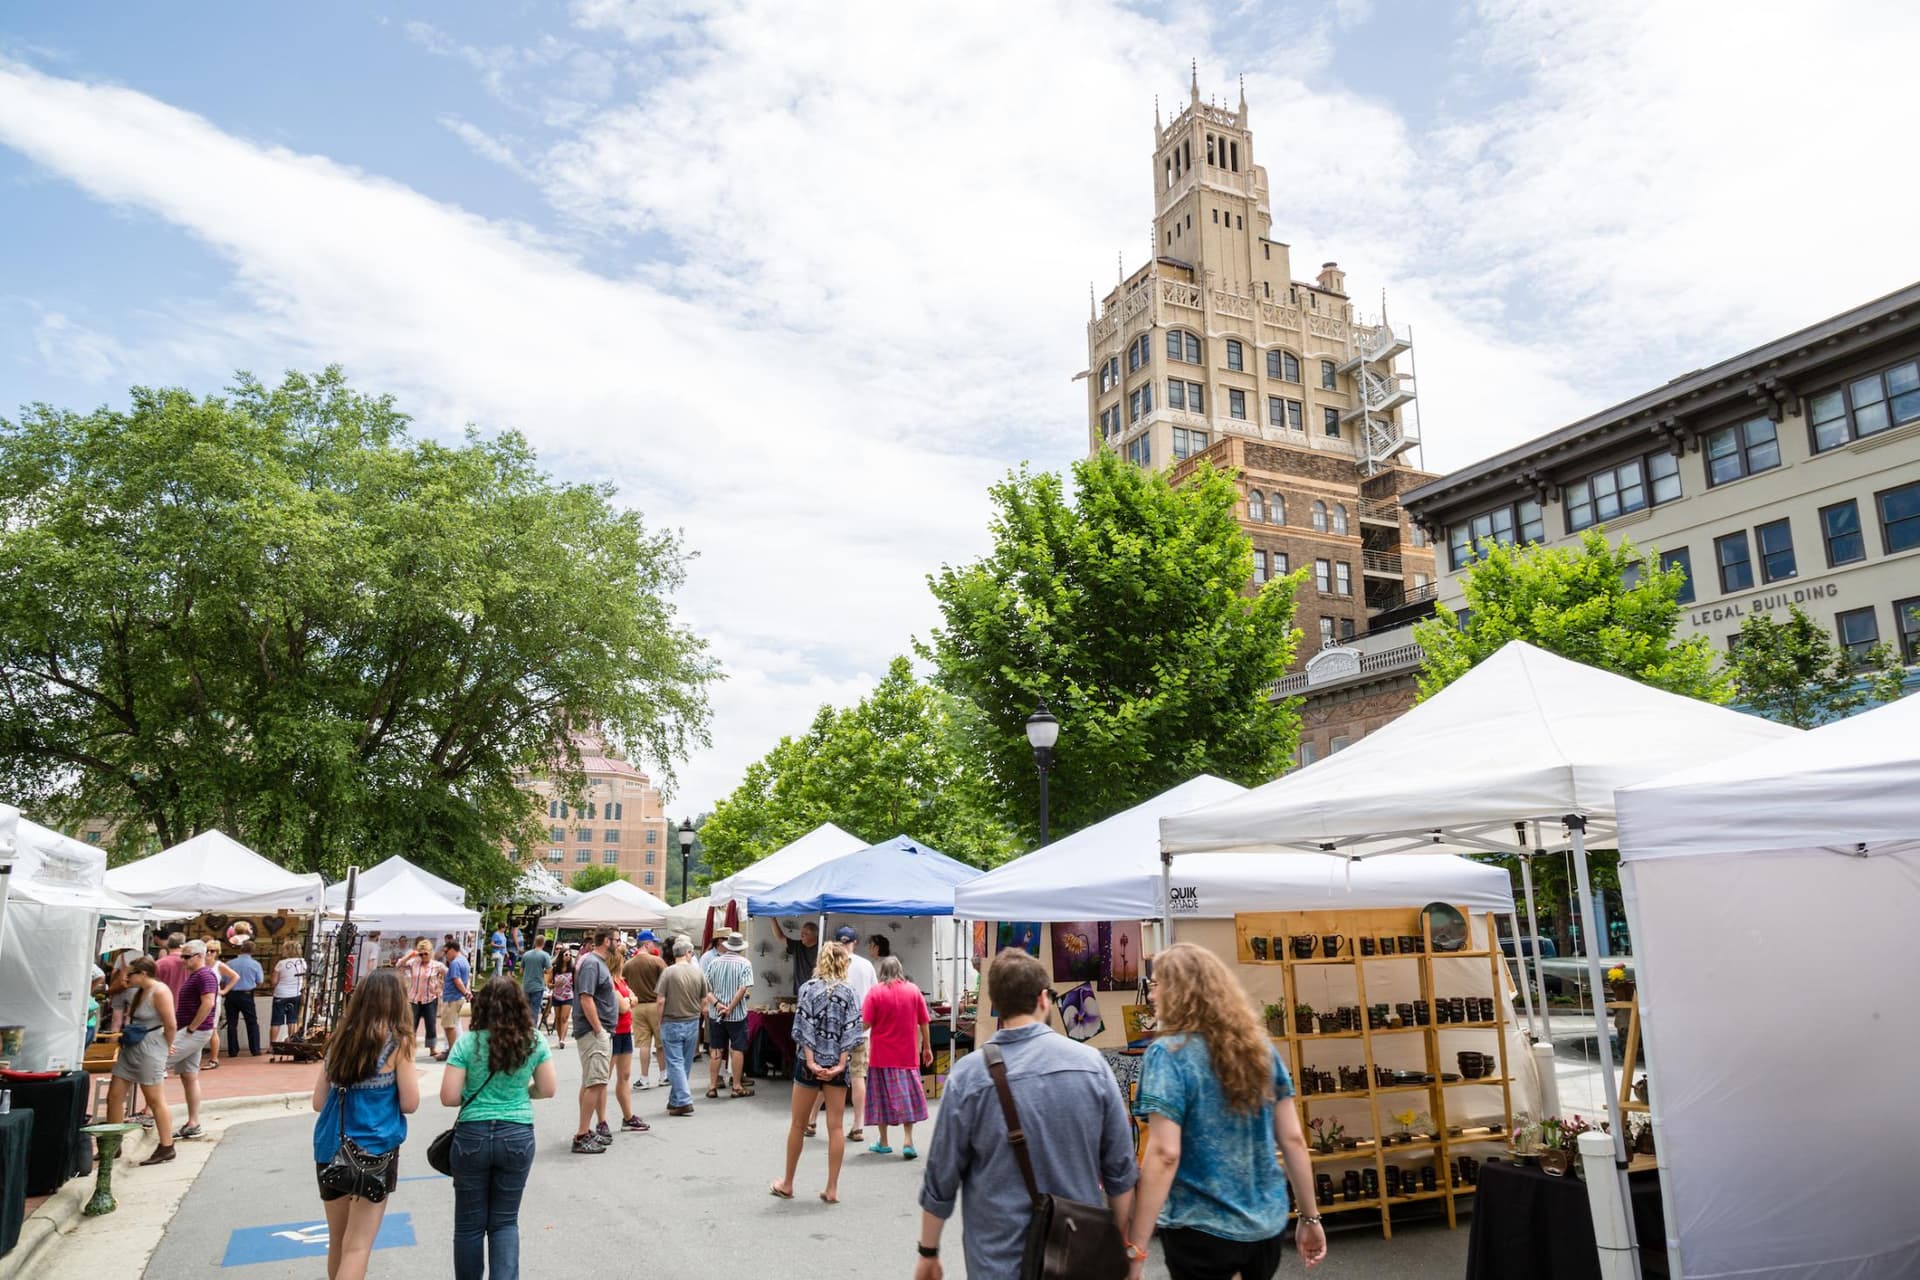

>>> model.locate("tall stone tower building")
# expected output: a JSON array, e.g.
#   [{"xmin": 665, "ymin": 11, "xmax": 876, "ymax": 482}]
[{"xmin": 1085, "ymin": 71, "xmax": 1438, "ymax": 669}]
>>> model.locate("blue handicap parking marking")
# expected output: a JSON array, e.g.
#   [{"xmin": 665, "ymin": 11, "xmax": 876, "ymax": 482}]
[{"xmin": 220, "ymin": 1212, "xmax": 416, "ymax": 1267}]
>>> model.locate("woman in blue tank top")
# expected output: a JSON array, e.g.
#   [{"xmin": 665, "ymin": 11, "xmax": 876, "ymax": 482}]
[{"xmin": 312, "ymin": 969, "xmax": 419, "ymax": 1280}]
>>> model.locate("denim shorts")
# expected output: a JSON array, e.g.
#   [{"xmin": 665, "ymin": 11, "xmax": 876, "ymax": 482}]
[
  {"xmin": 793, "ymin": 1059, "xmax": 848, "ymax": 1091},
  {"xmin": 611, "ymin": 1032, "xmax": 634, "ymax": 1056}
]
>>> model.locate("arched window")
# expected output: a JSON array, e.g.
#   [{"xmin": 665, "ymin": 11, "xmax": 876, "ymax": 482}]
[
  {"xmin": 1333, "ymin": 503, "xmax": 1349, "ymax": 535},
  {"xmin": 548, "ymin": 799, "xmax": 559, "ymax": 819},
  {"xmin": 1269, "ymin": 494, "xmax": 1285, "ymax": 526},
  {"xmin": 1248, "ymin": 489, "xmax": 1265, "ymax": 522},
  {"xmin": 1166, "ymin": 329, "xmax": 1201, "ymax": 364},
  {"xmin": 1312, "ymin": 500, "xmax": 1329, "ymax": 532}
]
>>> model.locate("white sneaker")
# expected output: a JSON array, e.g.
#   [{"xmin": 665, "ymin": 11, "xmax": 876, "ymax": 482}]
[{"xmin": 635, "ymin": 1078, "xmax": 651, "ymax": 1090}]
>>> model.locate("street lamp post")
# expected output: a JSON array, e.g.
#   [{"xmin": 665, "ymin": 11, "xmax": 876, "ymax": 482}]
[
  {"xmin": 677, "ymin": 818, "xmax": 696, "ymax": 904},
  {"xmin": 1025, "ymin": 700, "xmax": 1060, "ymax": 846}
]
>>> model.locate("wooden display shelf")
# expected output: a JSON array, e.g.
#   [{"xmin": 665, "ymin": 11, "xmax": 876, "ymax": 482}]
[
  {"xmin": 1301, "ymin": 1088, "xmax": 1374, "ymax": 1102},
  {"xmin": 1444, "ymin": 1077, "xmax": 1511, "ymax": 1089},
  {"xmin": 1296, "ymin": 1030, "xmax": 1366, "ymax": 1041},
  {"xmin": 1310, "ymin": 1146, "xmax": 1378, "ymax": 1164},
  {"xmin": 1429, "ymin": 949, "xmax": 1495, "ymax": 959},
  {"xmin": 1291, "ymin": 956, "xmax": 1360, "ymax": 966},
  {"xmin": 1319, "ymin": 1197, "xmax": 1384, "ymax": 1215}
]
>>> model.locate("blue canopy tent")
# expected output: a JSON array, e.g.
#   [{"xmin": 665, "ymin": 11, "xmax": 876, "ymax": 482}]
[{"xmin": 747, "ymin": 835, "xmax": 981, "ymax": 917}]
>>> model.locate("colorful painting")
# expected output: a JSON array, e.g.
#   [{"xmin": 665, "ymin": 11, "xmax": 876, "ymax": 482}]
[
  {"xmin": 1121, "ymin": 1002, "xmax": 1158, "ymax": 1042},
  {"xmin": 972, "ymin": 921, "xmax": 988, "ymax": 960},
  {"xmin": 1100, "ymin": 921, "xmax": 1143, "ymax": 990},
  {"xmin": 996, "ymin": 921, "xmax": 1042, "ymax": 957},
  {"xmin": 1057, "ymin": 982, "xmax": 1104, "ymax": 1042},
  {"xmin": 1051, "ymin": 921, "xmax": 1102, "ymax": 983}
]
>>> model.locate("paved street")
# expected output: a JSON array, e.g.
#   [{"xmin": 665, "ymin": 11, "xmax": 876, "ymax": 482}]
[{"xmin": 139, "ymin": 1043, "xmax": 1471, "ymax": 1278}]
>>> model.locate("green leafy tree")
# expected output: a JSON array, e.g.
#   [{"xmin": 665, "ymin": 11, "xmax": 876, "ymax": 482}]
[
  {"xmin": 1724, "ymin": 604, "xmax": 1908, "ymax": 728},
  {"xmin": 570, "ymin": 864, "xmax": 626, "ymax": 893},
  {"xmin": 0, "ymin": 368, "xmax": 716, "ymax": 897},
  {"xmin": 1413, "ymin": 530, "xmax": 1730, "ymax": 703},
  {"xmin": 700, "ymin": 657, "xmax": 1016, "ymax": 878},
  {"xmin": 922, "ymin": 452, "xmax": 1299, "ymax": 842}
]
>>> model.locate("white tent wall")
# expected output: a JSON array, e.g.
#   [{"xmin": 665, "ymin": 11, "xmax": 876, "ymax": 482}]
[
  {"xmin": 0, "ymin": 899, "xmax": 102, "ymax": 1070},
  {"xmin": 746, "ymin": 914, "xmax": 944, "ymax": 1001},
  {"xmin": 1622, "ymin": 848, "xmax": 1920, "ymax": 1279}
]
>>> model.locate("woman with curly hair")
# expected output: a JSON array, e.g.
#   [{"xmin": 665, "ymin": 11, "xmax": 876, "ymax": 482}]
[
  {"xmin": 1124, "ymin": 943, "xmax": 1325, "ymax": 1280},
  {"xmin": 311, "ymin": 968, "xmax": 419, "ymax": 1280},
  {"xmin": 441, "ymin": 978, "xmax": 557, "ymax": 1280}
]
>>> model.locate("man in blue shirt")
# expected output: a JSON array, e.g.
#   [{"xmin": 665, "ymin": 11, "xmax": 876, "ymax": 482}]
[
  {"xmin": 916, "ymin": 949, "xmax": 1137, "ymax": 1280},
  {"xmin": 223, "ymin": 940, "xmax": 266, "ymax": 1057},
  {"xmin": 437, "ymin": 940, "xmax": 473, "ymax": 1062},
  {"xmin": 489, "ymin": 927, "xmax": 507, "ymax": 978}
]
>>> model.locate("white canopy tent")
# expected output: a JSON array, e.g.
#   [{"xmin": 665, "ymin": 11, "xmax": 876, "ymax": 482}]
[
  {"xmin": 327, "ymin": 865, "xmax": 479, "ymax": 936},
  {"xmin": 1161, "ymin": 642, "xmax": 1799, "ymax": 1277},
  {"xmin": 707, "ymin": 822, "xmax": 868, "ymax": 907},
  {"xmin": 105, "ymin": 829, "xmax": 326, "ymax": 916},
  {"xmin": 537, "ymin": 877, "xmax": 672, "ymax": 930},
  {"xmin": 1616, "ymin": 691, "xmax": 1920, "ymax": 1279},
  {"xmin": 325, "ymin": 856, "xmax": 463, "ymax": 910},
  {"xmin": 508, "ymin": 864, "xmax": 576, "ymax": 909}
]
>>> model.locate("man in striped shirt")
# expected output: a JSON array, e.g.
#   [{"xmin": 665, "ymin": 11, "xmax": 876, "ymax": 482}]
[{"xmin": 703, "ymin": 932, "xmax": 755, "ymax": 1099}]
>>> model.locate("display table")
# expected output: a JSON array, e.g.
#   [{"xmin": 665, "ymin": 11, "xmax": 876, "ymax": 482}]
[
  {"xmin": 8, "ymin": 1071, "xmax": 92, "ymax": 1195},
  {"xmin": 1463, "ymin": 1157, "xmax": 1667, "ymax": 1280},
  {"xmin": 745, "ymin": 1011, "xmax": 795, "ymax": 1078},
  {"xmin": 0, "ymin": 1110, "xmax": 34, "ymax": 1257}
]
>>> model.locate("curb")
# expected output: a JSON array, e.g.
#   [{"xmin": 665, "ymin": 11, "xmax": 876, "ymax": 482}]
[{"xmin": 0, "ymin": 1090, "xmax": 313, "ymax": 1280}]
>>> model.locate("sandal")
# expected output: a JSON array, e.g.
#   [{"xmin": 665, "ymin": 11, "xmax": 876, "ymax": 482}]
[
  {"xmin": 706, "ymin": 1087, "xmax": 720, "ymax": 1099},
  {"xmin": 819, "ymin": 1191, "xmax": 839, "ymax": 1204},
  {"xmin": 731, "ymin": 1087, "xmax": 756, "ymax": 1098},
  {"xmin": 804, "ymin": 1124, "xmax": 817, "ymax": 1138},
  {"xmin": 769, "ymin": 1181, "xmax": 793, "ymax": 1200},
  {"xmin": 846, "ymin": 1128, "xmax": 864, "ymax": 1142}
]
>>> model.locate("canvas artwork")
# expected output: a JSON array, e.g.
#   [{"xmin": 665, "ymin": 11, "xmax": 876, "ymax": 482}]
[
  {"xmin": 972, "ymin": 921, "xmax": 988, "ymax": 960},
  {"xmin": 1057, "ymin": 982, "xmax": 1104, "ymax": 1042},
  {"xmin": 1121, "ymin": 1002, "xmax": 1158, "ymax": 1042},
  {"xmin": 996, "ymin": 921, "xmax": 1042, "ymax": 957},
  {"xmin": 1100, "ymin": 921, "xmax": 1143, "ymax": 990},
  {"xmin": 1051, "ymin": 921, "xmax": 1102, "ymax": 983}
]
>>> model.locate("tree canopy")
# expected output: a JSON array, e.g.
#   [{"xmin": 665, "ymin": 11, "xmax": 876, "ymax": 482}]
[
  {"xmin": 699, "ymin": 657, "xmax": 1015, "ymax": 879},
  {"xmin": 922, "ymin": 451, "xmax": 1299, "ymax": 842},
  {"xmin": 1413, "ymin": 530, "xmax": 1730, "ymax": 704},
  {"xmin": 1723, "ymin": 603, "xmax": 1907, "ymax": 728},
  {"xmin": 0, "ymin": 368, "xmax": 716, "ymax": 897},
  {"xmin": 570, "ymin": 864, "xmax": 626, "ymax": 893}
]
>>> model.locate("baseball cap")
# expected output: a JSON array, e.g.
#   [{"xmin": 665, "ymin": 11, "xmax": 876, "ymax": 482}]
[
  {"xmin": 833, "ymin": 926, "xmax": 858, "ymax": 943},
  {"xmin": 182, "ymin": 939, "xmax": 207, "ymax": 957},
  {"xmin": 636, "ymin": 930, "xmax": 657, "ymax": 943}
]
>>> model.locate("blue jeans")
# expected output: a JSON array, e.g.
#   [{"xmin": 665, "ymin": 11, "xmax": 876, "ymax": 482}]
[
  {"xmin": 452, "ymin": 1120, "xmax": 535, "ymax": 1280},
  {"xmin": 522, "ymin": 988, "xmax": 544, "ymax": 1026},
  {"xmin": 662, "ymin": 1018, "xmax": 700, "ymax": 1108}
]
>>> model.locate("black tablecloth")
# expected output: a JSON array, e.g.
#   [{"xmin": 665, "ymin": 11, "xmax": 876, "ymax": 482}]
[
  {"xmin": 1464, "ymin": 1158, "xmax": 1666, "ymax": 1280},
  {"xmin": 7, "ymin": 1072, "xmax": 91, "ymax": 1195},
  {"xmin": 0, "ymin": 1110, "xmax": 34, "ymax": 1257}
]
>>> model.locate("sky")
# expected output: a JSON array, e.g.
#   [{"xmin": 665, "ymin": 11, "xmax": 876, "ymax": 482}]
[{"xmin": 3, "ymin": 0, "xmax": 1918, "ymax": 816}]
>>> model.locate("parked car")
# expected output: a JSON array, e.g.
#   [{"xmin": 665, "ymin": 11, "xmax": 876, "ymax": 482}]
[{"xmin": 1500, "ymin": 934, "xmax": 1563, "ymax": 997}]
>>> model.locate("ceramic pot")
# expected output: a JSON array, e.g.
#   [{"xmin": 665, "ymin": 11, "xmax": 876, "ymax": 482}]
[
  {"xmin": 1265, "ymin": 1013, "xmax": 1287, "ymax": 1037},
  {"xmin": 1296, "ymin": 1013, "xmax": 1315, "ymax": 1035},
  {"xmin": 1539, "ymin": 1149, "xmax": 1572, "ymax": 1177},
  {"xmin": 1611, "ymin": 979, "xmax": 1636, "ymax": 1003},
  {"xmin": 1250, "ymin": 937, "xmax": 1269, "ymax": 962}
]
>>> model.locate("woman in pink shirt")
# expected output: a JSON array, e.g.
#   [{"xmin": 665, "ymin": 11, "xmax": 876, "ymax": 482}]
[{"xmin": 858, "ymin": 956, "xmax": 933, "ymax": 1158}]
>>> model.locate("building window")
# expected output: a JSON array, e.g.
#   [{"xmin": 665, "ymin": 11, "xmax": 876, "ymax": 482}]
[
  {"xmin": 548, "ymin": 799, "xmax": 560, "ymax": 819},
  {"xmin": 645, "ymin": 851, "xmax": 656, "ymax": 865},
  {"xmin": 1274, "ymin": 552, "xmax": 1289, "ymax": 574},
  {"xmin": 1128, "ymin": 383, "xmax": 1155, "ymax": 424},
  {"xmin": 1172, "ymin": 427, "xmax": 1208, "ymax": 459},
  {"xmin": 605, "ymin": 829, "xmax": 621, "ymax": 841},
  {"xmin": 1127, "ymin": 435, "xmax": 1151, "ymax": 466},
  {"xmin": 1878, "ymin": 479, "xmax": 1920, "ymax": 554},
  {"xmin": 1167, "ymin": 330, "xmax": 1201, "ymax": 364},
  {"xmin": 1269, "ymin": 493, "xmax": 1285, "ymax": 525},
  {"xmin": 1229, "ymin": 389, "xmax": 1247, "ymax": 420},
  {"xmin": 1098, "ymin": 355, "xmax": 1121, "ymax": 393},
  {"xmin": 1332, "ymin": 503, "xmax": 1349, "ymax": 535},
  {"xmin": 1895, "ymin": 597, "xmax": 1920, "ymax": 662},
  {"xmin": 576, "ymin": 849, "xmax": 591, "ymax": 864},
  {"xmin": 1323, "ymin": 407, "xmax": 1341, "ymax": 438},
  {"xmin": 1715, "ymin": 531, "xmax": 1754, "ymax": 593},
  {"xmin": 1266, "ymin": 350, "xmax": 1281, "ymax": 380},
  {"xmin": 1755, "ymin": 519, "xmax": 1796, "ymax": 583},
  {"xmin": 1285, "ymin": 400, "xmax": 1303, "ymax": 431},
  {"xmin": 1335, "ymin": 562, "xmax": 1352, "ymax": 595},
  {"xmin": 1127, "ymin": 332, "xmax": 1152, "ymax": 373},
  {"xmin": 1312, "ymin": 501, "xmax": 1329, "ymax": 532},
  {"xmin": 547, "ymin": 848, "xmax": 563, "ymax": 863},
  {"xmin": 1320, "ymin": 360, "xmax": 1337, "ymax": 390},
  {"xmin": 1661, "ymin": 547, "xmax": 1695, "ymax": 605},
  {"xmin": 577, "ymin": 828, "xmax": 594, "ymax": 842},
  {"xmin": 1099, "ymin": 405, "xmax": 1121, "ymax": 440},
  {"xmin": 1820, "ymin": 501, "xmax": 1865, "ymax": 567},
  {"xmin": 1566, "ymin": 456, "xmax": 1670, "ymax": 531},
  {"xmin": 558, "ymin": 803, "xmax": 569, "ymax": 819},
  {"xmin": 603, "ymin": 850, "xmax": 619, "ymax": 865},
  {"xmin": 1647, "ymin": 450, "xmax": 1683, "ymax": 504},
  {"xmin": 1268, "ymin": 396, "xmax": 1284, "ymax": 427},
  {"xmin": 586, "ymin": 801, "xmax": 597, "ymax": 819},
  {"xmin": 1315, "ymin": 559, "xmax": 1332, "ymax": 592},
  {"xmin": 611, "ymin": 802, "xmax": 623, "ymax": 820},
  {"xmin": 1448, "ymin": 499, "xmax": 1542, "ymax": 570},
  {"xmin": 1836, "ymin": 607, "xmax": 1881, "ymax": 666},
  {"xmin": 1408, "ymin": 524, "xmax": 1428, "ymax": 548},
  {"xmin": 1226, "ymin": 340, "xmax": 1244, "ymax": 372},
  {"xmin": 1298, "ymin": 742, "xmax": 1318, "ymax": 767},
  {"xmin": 1319, "ymin": 617, "xmax": 1335, "ymax": 646},
  {"xmin": 550, "ymin": 826, "xmax": 564, "ymax": 842},
  {"xmin": 1812, "ymin": 359, "xmax": 1920, "ymax": 451},
  {"xmin": 1248, "ymin": 490, "xmax": 1265, "ymax": 522},
  {"xmin": 1165, "ymin": 380, "xmax": 1201, "ymax": 412},
  {"xmin": 1339, "ymin": 617, "xmax": 1355, "ymax": 640},
  {"xmin": 646, "ymin": 828, "xmax": 658, "ymax": 845},
  {"xmin": 1253, "ymin": 550, "xmax": 1268, "ymax": 585},
  {"xmin": 1705, "ymin": 417, "xmax": 1781, "ymax": 486}
]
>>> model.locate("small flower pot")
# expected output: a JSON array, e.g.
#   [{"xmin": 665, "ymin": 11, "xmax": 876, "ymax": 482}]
[
  {"xmin": 1316, "ymin": 1015, "xmax": 1341, "ymax": 1035},
  {"xmin": 1611, "ymin": 980, "xmax": 1637, "ymax": 1003},
  {"xmin": 1265, "ymin": 1013, "xmax": 1288, "ymax": 1037},
  {"xmin": 1539, "ymin": 1149, "xmax": 1572, "ymax": 1177},
  {"xmin": 1296, "ymin": 1014, "xmax": 1315, "ymax": 1035},
  {"xmin": 1635, "ymin": 1127, "xmax": 1656, "ymax": 1156}
]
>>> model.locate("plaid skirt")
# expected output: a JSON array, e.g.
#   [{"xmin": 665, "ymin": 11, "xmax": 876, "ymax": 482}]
[{"xmin": 864, "ymin": 1066, "xmax": 929, "ymax": 1126}]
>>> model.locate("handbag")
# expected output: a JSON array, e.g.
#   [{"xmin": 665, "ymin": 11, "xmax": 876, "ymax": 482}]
[
  {"xmin": 426, "ymin": 1063, "xmax": 496, "ymax": 1177},
  {"xmin": 982, "ymin": 1042, "xmax": 1130, "ymax": 1280},
  {"xmin": 318, "ymin": 1087, "xmax": 397, "ymax": 1203},
  {"xmin": 119, "ymin": 1021, "xmax": 152, "ymax": 1046}
]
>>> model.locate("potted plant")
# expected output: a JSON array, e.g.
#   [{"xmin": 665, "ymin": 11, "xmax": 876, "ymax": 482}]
[
  {"xmin": 1316, "ymin": 1011, "xmax": 1341, "ymax": 1035},
  {"xmin": 1607, "ymin": 965, "xmax": 1636, "ymax": 1003},
  {"xmin": 1631, "ymin": 1117, "xmax": 1656, "ymax": 1156},
  {"xmin": 1632, "ymin": 1075, "xmax": 1650, "ymax": 1104},
  {"xmin": 1263, "ymin": 1003, "xmax": 1288, "ymax": 1037},
  {"xmin": 1390, "ymin": 1109, "xmax": 1419, "ymax": 1145},
  {"xmin": 1307, "ymin": 1117, "xmax": 1344, "ymax": 1155},
  {"xmin": 1294, "ymin": 1002, "xmax": 1315, "ymax": 1035},
  {"xmin": 1538, "ymin": 1117, "xmax": 1570, "ymax": 1175}
]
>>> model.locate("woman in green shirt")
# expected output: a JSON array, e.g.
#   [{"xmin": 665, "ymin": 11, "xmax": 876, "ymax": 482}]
[{"xmin": 440, "ymin": 978, "xmax": 558, "ymax": 1280}]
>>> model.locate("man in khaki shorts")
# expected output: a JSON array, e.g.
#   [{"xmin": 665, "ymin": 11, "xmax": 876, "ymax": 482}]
[
  {"xmin": 570, "ymin": 928, "xmax": 619, "ymax": 1154},
  {"xmin": 435, "ymin": 940, "xmax": 471, "ymax": 1060},
  {"xmin": 623, "ymin": 932, "xmax": 666, "ymax": 1089}
]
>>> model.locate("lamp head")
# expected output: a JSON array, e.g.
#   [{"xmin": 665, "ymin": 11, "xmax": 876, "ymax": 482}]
[
  {"xmin": 677, "ymin": 818, "xmax": 695, "ymax": 851},
  {"xmin": 1024, "ymin": 700, "xmax": 1060, "ymax": 752}
]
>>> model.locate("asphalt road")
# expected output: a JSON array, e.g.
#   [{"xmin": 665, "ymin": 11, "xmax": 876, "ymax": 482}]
[{"xmin": 147, "ymin": 1044, "xmax": 1471, "ymax": 1278}]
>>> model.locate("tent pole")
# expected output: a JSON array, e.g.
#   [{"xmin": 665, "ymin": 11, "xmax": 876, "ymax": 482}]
[
  {"xmin": 1508, "ymin": 909, "xmax": 1539, "ymax": 1042},
  {"xmin": 1523, "ymin": 822, "xmax": 1554, "ymax": 1042},
  {"xmin": 1567, "ymin": 815, "xmax": 1641, "ymax": 1280},
  {"xmin": 1160, "ymin": 849, "xmax": 1174, "ymax": 945}
]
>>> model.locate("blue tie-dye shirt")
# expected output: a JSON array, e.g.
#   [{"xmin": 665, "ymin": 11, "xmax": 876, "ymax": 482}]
[{"xmin": 1133, "ymin": 1034, "xmax": 1294, "ymax": 1241}]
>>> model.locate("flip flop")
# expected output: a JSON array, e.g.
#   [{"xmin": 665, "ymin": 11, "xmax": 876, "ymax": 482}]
[
  {"xmin": 819, "ymin": 1191, "xmax": 839, "ymax": 1204},
  {"xmin": 731, "ymin": 1087, "xmax": 756, "ymax": 1098},
  {"xmin": 846, "ymin": 1128, "xmax": 864, "ymax": 1142},
  {"xmin": 768, "ymin": 1182, "xmax": 793, "ymax": 1200}
]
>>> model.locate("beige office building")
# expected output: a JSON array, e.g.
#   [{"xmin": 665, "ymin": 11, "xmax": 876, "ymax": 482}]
[
  {"xmin": 1405, "ymin": 283, "xmax": 1920, "ymax": 667},
  {"xmin": 1084, "ymin": 73, "xmax": 1437, "ymax": 679},
  {"xmin": 519, "ymin": 728, "xmax": 674, "ymax": 893}
]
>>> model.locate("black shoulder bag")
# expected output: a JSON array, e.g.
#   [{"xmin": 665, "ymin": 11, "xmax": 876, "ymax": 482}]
[
  {"xmin": 318, "ymin": 1086, "xmax": 398, "ymax": 1202},
  {"xmin": 982, "ymin": 1042, "xmax": 1130, "ymax": 1280},
  {"xmin": 427, "ymin": 1063, "xmax": 497, "ymax": 1177}
]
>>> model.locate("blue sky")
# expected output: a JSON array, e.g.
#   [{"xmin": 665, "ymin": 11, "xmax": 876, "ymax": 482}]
[{"xmin": 3, "ymin": 0, "xmax": 1917, "ymax": 811}]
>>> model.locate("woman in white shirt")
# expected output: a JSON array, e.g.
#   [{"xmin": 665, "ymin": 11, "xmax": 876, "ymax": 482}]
[{"xmin": 271, "ymin": 941, "xmax": 309, "ymax": 1048}]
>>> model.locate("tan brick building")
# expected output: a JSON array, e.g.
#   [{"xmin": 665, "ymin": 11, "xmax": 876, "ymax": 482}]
[
  {"xmin": 519, "ymin": 728, "xmax": 673, "ymax": 894},
  {"xmin": 1085, "ymin": 72, "xmax": 1438, "ymax": 756}
]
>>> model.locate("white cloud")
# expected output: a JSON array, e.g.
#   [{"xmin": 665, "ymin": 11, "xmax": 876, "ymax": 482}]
[{"xmin": 1, "ymin": 0, "xmax": 1917, "ymax": 810}]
